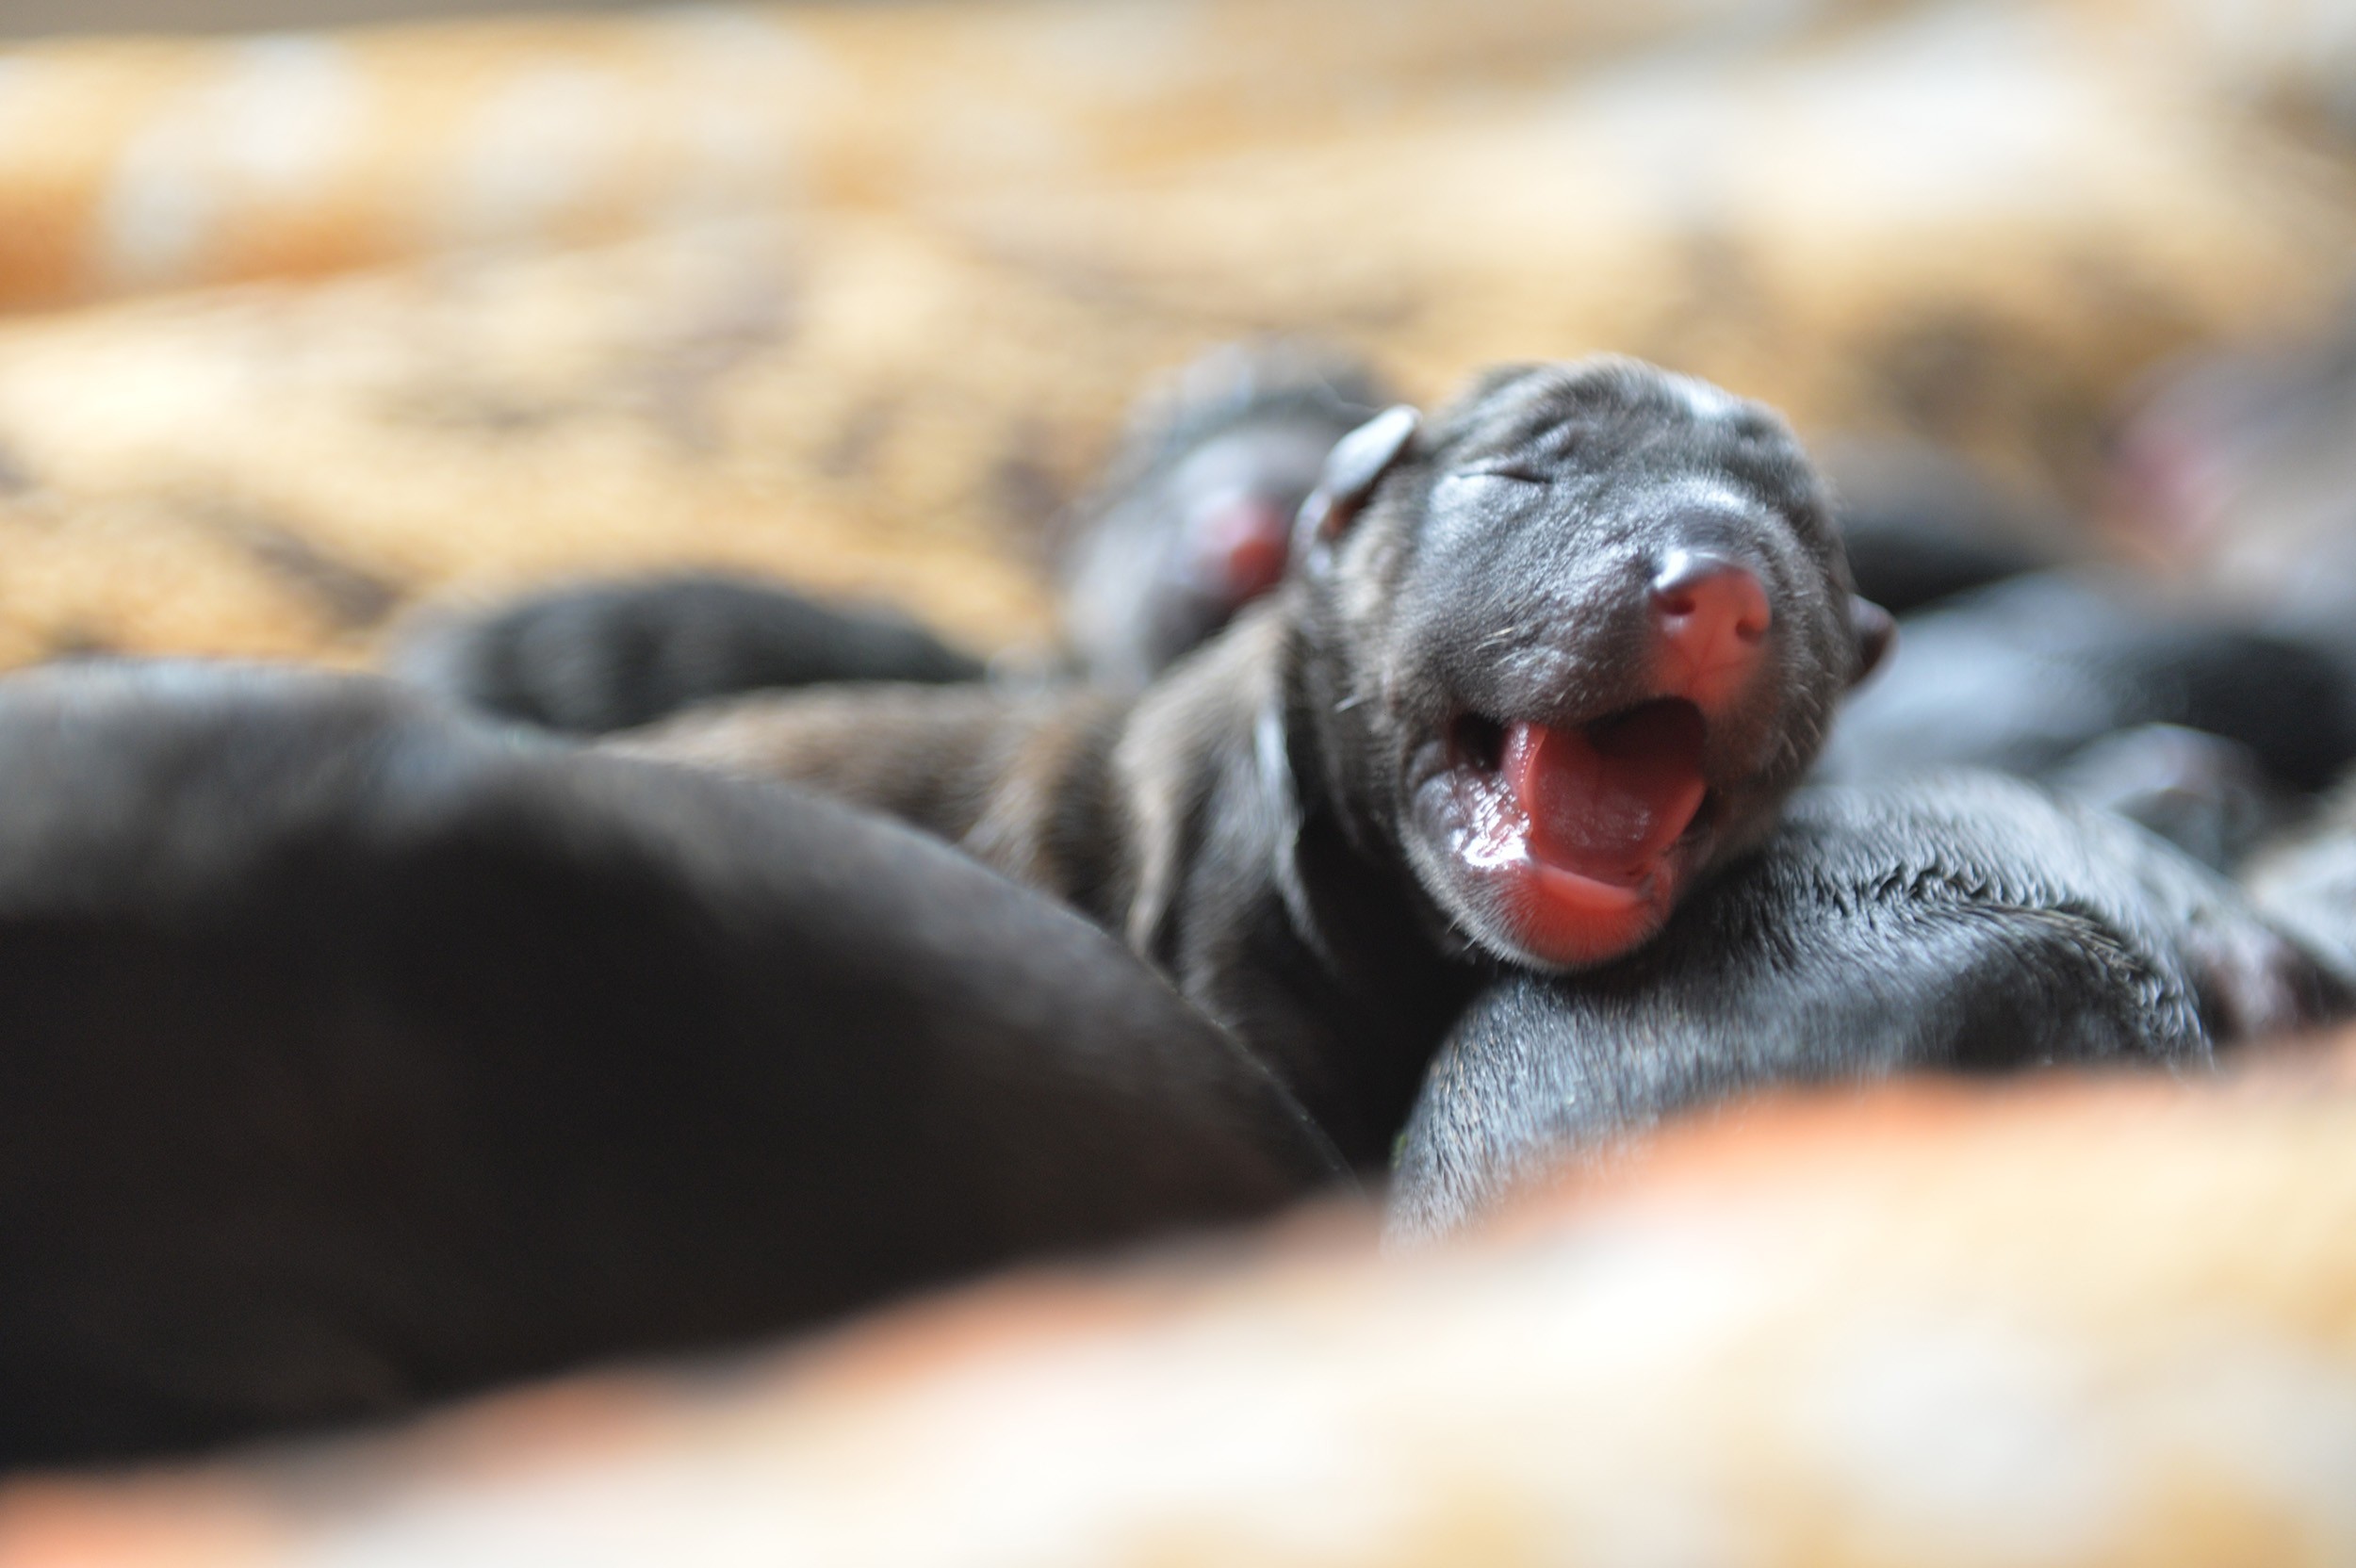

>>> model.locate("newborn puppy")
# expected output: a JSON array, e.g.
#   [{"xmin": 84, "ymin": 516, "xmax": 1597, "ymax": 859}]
[
  {"xmin": 388, "ymin": 572, "xmax": 984, "ymax": 735},
  {"xmin": 1822, "ymin": 571, "xmax": 2356, "ymax": 815},
  {"xmin": 1391, "ymin": 772, "xmax": 2345, "ymax": 1239},
  {"xmin": 624, "ymin": 359, "xmax": 1890, "ymax": 1161},
  {"xmin": 1061, "ymin": 340, "xmax": 1391, "ymax": 688},
  {"xmin": 0, "ymin": 662, "xmax": 1335, "ymax": 1467}
]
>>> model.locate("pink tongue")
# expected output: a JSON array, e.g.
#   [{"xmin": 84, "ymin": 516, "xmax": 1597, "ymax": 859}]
[{"xmin": 1503, "ymin": 701, "xmax": 1709, "ymax": 884}]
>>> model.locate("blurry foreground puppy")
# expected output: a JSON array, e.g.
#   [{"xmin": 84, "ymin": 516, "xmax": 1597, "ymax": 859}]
[
  {"xmin": 1392, "ymin": 773, "xmax": 2346, "ymax": 1238},
  {"xmin": 12, "ymin": 1057, "xmax": 2356, "ymax": 1566},
  {"xmin": 613, "ymin": 359, "xmax": 1893, "ymax": 1161},
  {"xmin": 0, "ymin": 662, "xmax": 1337, "ymax": 1467}
]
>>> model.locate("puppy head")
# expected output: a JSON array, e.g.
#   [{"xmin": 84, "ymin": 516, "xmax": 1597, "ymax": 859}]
[
  {"xmin": 1294, "ymin": 357, "xmax": 1888, "ymax": 972},
  {"xmin": 1063, "ymin": 342, "xmax": 1389, "ymax": 688}
]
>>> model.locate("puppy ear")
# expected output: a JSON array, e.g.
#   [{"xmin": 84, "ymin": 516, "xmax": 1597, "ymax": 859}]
[
  {"xmin": 1848, "ymin": 597, "xmax": 1895, "ymax": 685},
  {"xmin": 1298, "ymin": 405, "xmax": 1420, "ymax": 544}
]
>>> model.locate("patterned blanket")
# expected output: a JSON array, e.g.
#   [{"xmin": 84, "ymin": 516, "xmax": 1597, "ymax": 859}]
[{"xmin": 0, "ymin": 0, "xmax": 2347, "ymax": 669}]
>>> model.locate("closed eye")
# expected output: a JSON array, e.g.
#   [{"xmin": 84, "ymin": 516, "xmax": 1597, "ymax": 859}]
[{"xmin": 1451, "ymin": 466, "xmax": 1552, "ymax": 485}]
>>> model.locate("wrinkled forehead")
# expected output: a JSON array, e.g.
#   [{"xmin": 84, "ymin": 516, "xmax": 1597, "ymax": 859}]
[{"xmin": 1437, "ymin": 364, "xmax": 1823, "ymax": 518}]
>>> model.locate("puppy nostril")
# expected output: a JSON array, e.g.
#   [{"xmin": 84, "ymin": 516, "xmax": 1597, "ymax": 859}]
[{"xmin": 1651, "ymin": 551, "xmax": 1772, "ymax": 646}]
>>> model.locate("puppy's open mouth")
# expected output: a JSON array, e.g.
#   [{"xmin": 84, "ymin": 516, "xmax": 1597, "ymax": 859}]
[{"xmin": 1428, "ymin": 697, "xmax": 1711, "ymax": 965}]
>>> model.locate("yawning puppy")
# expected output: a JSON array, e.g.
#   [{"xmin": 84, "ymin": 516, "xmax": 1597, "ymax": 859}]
[
  {"xmin": 1348, "ymin": 364, "xmax": 1888, "ymax": 972},
  {"xmin": 621, "ymin": 359, "xmax": 1890, "ymax": 1161}
]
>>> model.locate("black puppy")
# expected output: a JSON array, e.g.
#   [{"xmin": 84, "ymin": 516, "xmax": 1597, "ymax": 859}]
[
  {"xmin": 1821, "ymin": 570, "xmax": 2356, "ymax": 864},
  {"xmin": 0, "ymin": 662, "xmax": 1336, "ymax": 1467},
  {"xmin": 1060, "ymin": 340, "xmax": 1391, "ymax": 687},
  {"xmin": 388, "ymin": 572, "xmax": 984, "ymax": 735},
  {"xmin": 619, "ymin": 359, "xmax": 1890, "ymax": 1162},
  {"xmin": 1390, "ymin": 772, "xmax": 2344, "ymax": 1239}
]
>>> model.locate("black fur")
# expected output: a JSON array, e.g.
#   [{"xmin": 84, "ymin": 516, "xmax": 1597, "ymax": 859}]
[
  {"xmin": 1823, "ymin": 571, "xmax": 2356, "ymax": 796},
  {"xmin": 624, "ymin": 358, "xmax": 1883, "ymax": 1164},
  {"xmin": 2046, "ymin": 723, "xmax": 2292, "ymax": 872},
  {"xmin": 0, "ymin": 662, "xmax": 1336, "ymax": 1466},
  {"xmin": 1837, "ymin": 513, "xmax": 2044, "ymax": 617},
  {"xmin": 1318, "ymin": 362, "xmax": 1876, "ymax": 972},
  {"xmin": 389, "ymin": 572, "xmax": 983, "ymax": 735},
  {"xmin": 1390, "ymin": 772, "xmax": 2345, "ymax": 1239}
]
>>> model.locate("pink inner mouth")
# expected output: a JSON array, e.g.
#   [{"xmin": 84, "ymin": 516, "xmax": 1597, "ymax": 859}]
[
  {"xmin": 1503, "ymin": 700, "xmax": 1710, "ymax": 890},
  {"xmin": 1438, "ymin": 697, "xmax": 1711, "ymax": 963}
]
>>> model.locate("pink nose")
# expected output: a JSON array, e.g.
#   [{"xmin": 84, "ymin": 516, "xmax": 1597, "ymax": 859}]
[{"xmin": 1650, "ymin": 551, "xmax": 1771, "ymax": 707}]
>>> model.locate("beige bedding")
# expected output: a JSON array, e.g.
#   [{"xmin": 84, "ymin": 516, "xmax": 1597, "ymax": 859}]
[{"xmin": 0, "ymin": 0, "xmax": 2348, "ymax": 670}]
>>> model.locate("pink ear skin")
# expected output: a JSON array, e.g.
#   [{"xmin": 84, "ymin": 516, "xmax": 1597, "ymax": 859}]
[
  {"xmin": 1295, "ymin": 405, "xmax": 1422, "ymax": 549},
  {"xmin": 1849, "ymin": 597, "xmax": 1896, "ymax": 686},
  {"xmin": 1192, "ymin": 495, "xmax": 1295, "ymax": 601}
]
